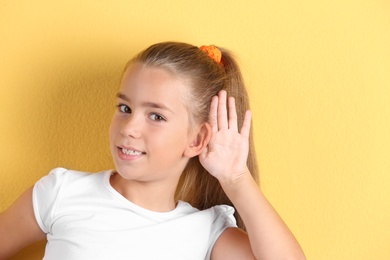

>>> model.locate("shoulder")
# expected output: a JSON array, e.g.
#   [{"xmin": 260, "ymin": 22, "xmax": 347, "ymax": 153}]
[
  {"xmin": 194, "ymin": 204, "xmax": 239, "ymax": 260},
  {"xmin": 180, "ymin": 204, "xmax": 236, "ymax": 229},
  {"xmin": 208, "ymin": 204, "xmax": 237, "ymax": 227},
  {"xmin": 40, "ymin": 167, "xmax": 106, "ymax": 180},
  {"xmin": 211, "ymin": 227, "xmax": 256, "ymax": 260},
  {"xmin": 34, "ymin": 167, "xmax": 110, "ymax": 190},
  {"xmin": 32, "ymin": 167, "xmax": 111, "ymax": 233},
  {"xmin": 33, "ymin": 167, "xmax": 112, "ymax": 208}
]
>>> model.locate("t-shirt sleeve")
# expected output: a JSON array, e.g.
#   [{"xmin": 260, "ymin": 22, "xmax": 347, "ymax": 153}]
[
  {"xmin": 206, "ymin": 205, "xmax": 238, "ymax": 259},
  {"xmin": 32, "ymin": 167, "xmax": 69, "ymax": 234}
]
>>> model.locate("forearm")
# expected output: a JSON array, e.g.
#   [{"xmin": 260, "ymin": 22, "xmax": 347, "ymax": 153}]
[{"xmin": 220, "ymin": 173, "xmax": 306, "ymax": 260}]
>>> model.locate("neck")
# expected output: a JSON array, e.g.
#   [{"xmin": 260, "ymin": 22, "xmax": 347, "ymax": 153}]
[{"xmin": 110, "ymin": 172, "xmax": 179, "ymax": 212}]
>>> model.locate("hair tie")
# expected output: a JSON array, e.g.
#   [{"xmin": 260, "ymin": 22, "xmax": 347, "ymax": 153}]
[{"xmin": 199, "ymin": 45, "xmax": 222, "ymax": 64}]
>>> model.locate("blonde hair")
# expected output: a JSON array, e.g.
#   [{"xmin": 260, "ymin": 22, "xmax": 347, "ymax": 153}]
[{"xmin": 126, "ymin": 42, "xmax": 259, "ymax": 230}]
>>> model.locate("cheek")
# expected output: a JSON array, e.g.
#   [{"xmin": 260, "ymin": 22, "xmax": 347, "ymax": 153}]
[
  {"xmin": 170, "ymin": 128, "xmax": 191, "ymax": 149},
  {"xmin": 149, "ymin": 126, "xmax": 187, "ymax": 148}
]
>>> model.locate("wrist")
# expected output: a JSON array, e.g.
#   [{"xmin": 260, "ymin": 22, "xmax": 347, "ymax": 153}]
[{"xmin": 218, "ymin": 169, "xmax": 256, "ymax": 194}]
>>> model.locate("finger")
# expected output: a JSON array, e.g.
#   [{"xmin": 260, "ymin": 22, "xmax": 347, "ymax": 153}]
[
  {"xmin": 228, "ymin": 97, "xmax": 238, "ymax": 131},
  {"xmin": 240, "ymin": 110, "xmax": 252, "ymax": 138},
  {"xmin": 217, "ymin": 90, "xmax": 228, "ymax": 130},
  {"xmin": 209, "ymin": 95, "xmax": 219, "ymax": 133}
]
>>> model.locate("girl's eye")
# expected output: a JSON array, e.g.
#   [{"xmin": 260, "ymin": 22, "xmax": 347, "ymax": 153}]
[
  {"xmin": 117, "ymin": 104, "xmax": 131, "ymax": 114},
  {"xmin": 149, "ymin": 113, "xmax": 165, "ymax": 122}
]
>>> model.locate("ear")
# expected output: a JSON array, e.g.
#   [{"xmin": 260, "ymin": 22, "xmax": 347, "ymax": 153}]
[{"xmin": 184, "ymin": 122, "xmax": 212, "ymax": 158}]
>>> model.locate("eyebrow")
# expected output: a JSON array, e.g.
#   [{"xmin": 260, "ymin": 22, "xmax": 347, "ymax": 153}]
[{"xmin": 116, "ymin": 92, "xmax": 175, "ymax": 113}]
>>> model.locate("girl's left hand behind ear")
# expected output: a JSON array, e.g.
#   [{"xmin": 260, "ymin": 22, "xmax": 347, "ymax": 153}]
[{"xmin": 199, "ymin": 90, "xmax": 252, "ymax": 184}]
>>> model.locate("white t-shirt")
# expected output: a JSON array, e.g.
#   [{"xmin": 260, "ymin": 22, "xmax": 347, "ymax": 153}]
[{"xmin": 33, "ymin": 168, "xmax": 237, "ymax": 260}]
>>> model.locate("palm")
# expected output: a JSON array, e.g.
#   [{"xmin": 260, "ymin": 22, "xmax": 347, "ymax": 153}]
[{"xmin": 199, "ymin": 91, "xmax": 251, "ymax": 182}]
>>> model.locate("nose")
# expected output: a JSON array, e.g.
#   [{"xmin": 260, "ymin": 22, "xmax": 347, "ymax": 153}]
[{"xmin": 120, "ymin": 114, "xmax": 142, "ymax": 138}]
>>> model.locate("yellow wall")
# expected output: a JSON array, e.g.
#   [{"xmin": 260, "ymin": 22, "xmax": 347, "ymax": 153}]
[{"xmin": 1, "ymin": 1, "xmax": 389, "ymax": 259}]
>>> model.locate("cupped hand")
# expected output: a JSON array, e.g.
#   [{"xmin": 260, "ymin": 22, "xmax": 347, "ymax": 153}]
[{"xmin": 199, "ymin": 90, "xmax": 252, "ymax": 183}]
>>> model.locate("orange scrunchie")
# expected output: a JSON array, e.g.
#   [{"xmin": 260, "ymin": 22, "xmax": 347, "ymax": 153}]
[{"xmin": 199, "ymin": 45, "xmax": 222, "ymax": 64}]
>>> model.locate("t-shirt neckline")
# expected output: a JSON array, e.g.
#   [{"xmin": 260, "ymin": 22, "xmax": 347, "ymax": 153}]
[{"xmin": 102, "ymin": 170, "xmax": 186, "ymax": 217}]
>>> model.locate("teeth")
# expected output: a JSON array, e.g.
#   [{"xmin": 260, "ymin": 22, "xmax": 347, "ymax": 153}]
[{"xmin": 122, "ymin": 148, "xmax": 143, "ymax": 155}]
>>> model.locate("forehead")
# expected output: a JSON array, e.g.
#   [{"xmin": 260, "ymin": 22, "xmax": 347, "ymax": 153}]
[{"xmin": 119, "ymin": 65, "xmax": 189, "ymax": 110}]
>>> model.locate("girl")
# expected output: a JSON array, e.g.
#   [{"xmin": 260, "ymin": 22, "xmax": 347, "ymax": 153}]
[{"xmin": 0, "ymin": 42, "xmax": 305, "ymax": 259}]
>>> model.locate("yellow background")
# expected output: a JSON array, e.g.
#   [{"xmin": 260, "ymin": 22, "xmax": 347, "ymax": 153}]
[{"xmin": 1, "ymin": 0, "xmax": 389, "ymax": 259}]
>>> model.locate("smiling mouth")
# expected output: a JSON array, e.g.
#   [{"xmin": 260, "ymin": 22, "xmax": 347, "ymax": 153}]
[{"xmin": 121, "ymin": 148, "xmax": 145, "ymax": 156}]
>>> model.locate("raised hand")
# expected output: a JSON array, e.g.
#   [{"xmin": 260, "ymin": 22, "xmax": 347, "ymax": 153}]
[
  {"xmin": 199, "ymin": 90, "xmax": 252, "ymax": 183},
  {"xmin": 199, "ymin": 93, "xmax": 305, "ymax": 260}
]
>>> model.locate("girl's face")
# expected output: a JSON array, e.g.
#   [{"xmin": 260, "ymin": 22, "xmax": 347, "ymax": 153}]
[{"xmin": 109, "ymin": 65, "xmax": 196, "ymax": 185}]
